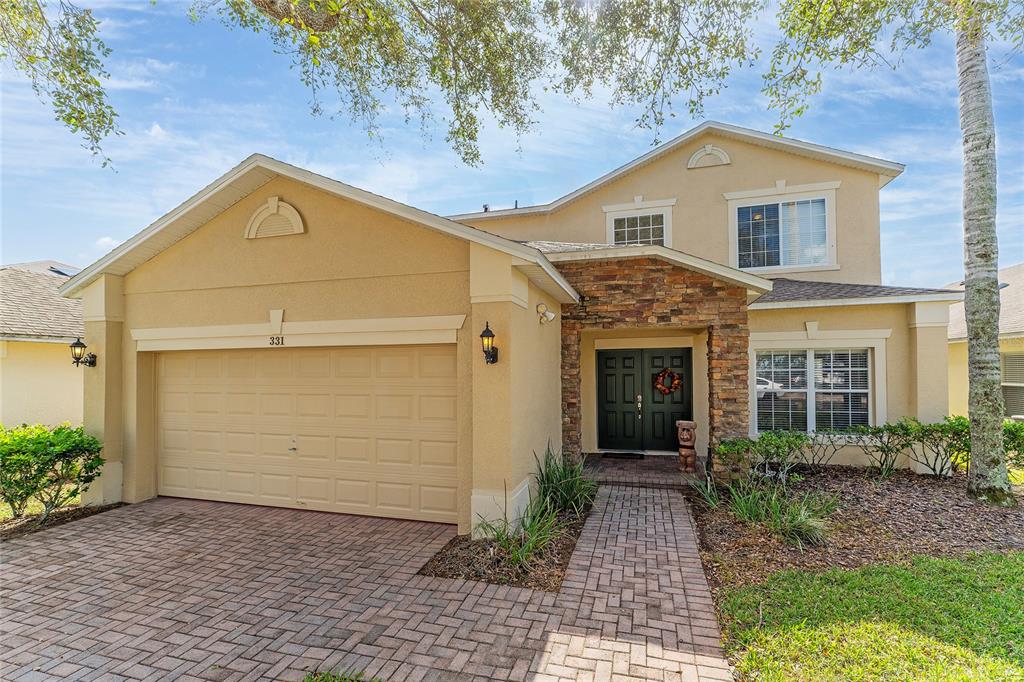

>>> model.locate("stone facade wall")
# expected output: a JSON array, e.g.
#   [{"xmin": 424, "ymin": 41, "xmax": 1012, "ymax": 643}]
[{"xmin": 555, "ymin": 257, "xmax": 750, "ymax": 458}]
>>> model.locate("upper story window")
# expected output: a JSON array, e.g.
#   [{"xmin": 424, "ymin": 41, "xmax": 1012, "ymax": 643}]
[
  {"xmin": 612, "ymin": 212, "xmax": 665, "ymax": 246},
  {"xmin": 604, "ymin": 196, "xmax": 676, "ymax": 247},
  {"xmin": 737, "ymin": 198, "xmax": 827, "ymax": 269},
  {"xmin": 726, "ymin": 181, "xmax": 839, "ymax": 273}
]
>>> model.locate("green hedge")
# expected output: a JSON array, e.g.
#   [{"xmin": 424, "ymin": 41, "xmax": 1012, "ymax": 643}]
[
  {"xmin": 715, "ymin": 417, "xmax": 1023, "ymax": 480},
  {"xmin": 0, "ymin": 424, "xmax": 104, "ymax": 522}
]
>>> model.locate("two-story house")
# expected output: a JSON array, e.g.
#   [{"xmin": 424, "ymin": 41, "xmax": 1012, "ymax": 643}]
[{"xmin": 61, "ymin": 122, "xmax": 961, "ymax": 532}]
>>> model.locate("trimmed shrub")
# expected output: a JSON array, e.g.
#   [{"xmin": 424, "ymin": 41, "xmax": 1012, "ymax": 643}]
[
  {"xmin": 1003, "ymin": 420, "xmax": 1024, "ymax": 469},
  {"xmin": 750, "ymin": 430, "xmax": 809, "ymax": 482},
  {"xmin": 799, "ymin": 429, "xmax": 846, "ymax": 471},
  {"xmin": 905, "ymin": 418, "xmax": 960, "ymax": 477},
  {"xmin": 533, "ymin": 444, "xmax": 596, "ymax": 516},
  {"xmin": 0, "ymin": 424, "xmax": 104, "ymax": 522},
  {"xmin": 852, "ymin": 420, "xmax": 914, "ymax": 479},
  {"xmin": 712, "ymin": 437, "xmax": 754, "ymax": 483}
]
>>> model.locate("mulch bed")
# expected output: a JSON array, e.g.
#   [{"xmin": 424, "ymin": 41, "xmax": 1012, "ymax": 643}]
[
  {"xmin": 418, "ymin": 507, "xmax": 590, "ymax": 592},
  {"xmin": 0, "ymin": 503, "xmax": 123, "ymax": 542},
  {"xmin": 688, "ymin": 466, "xmax": 1024, "ymax": 591}
]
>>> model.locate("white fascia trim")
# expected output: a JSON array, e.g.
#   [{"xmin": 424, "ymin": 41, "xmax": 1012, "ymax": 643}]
[
  {"xmin": 751, "ymin": 292, "xmax": 964, "ymax": 310},
  {"xmin": 448, "ymin": 121, "xmax": 903, "ymax": 221},
  {"xmin": 723, "ymin": 180, "xmax": 841, "ymax": 201},
  {"xmin": 543, "ymin": 245, "xmax": 773, "ymax": 294},
  {"xmin": 60, "ymin": 154, "xmax": 578, "ymax": 304},
  {"xmin": 131, "ymin": 313, "xmax": 467, "ymax": 352},
  {"xmin": 0, "ymin": 334, "xmax": 80, "ymax": 344},
  {"xmin": 602, "ymin": 197, "xmax": 678, "ymax": 212}
]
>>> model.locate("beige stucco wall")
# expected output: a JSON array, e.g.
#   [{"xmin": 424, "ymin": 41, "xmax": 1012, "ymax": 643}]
[
  {"xmin": 79, "ymin": 175, "xmax": 563, "ymax": 533},
  {"xmin": 0, "ymin": 340, "xmax": 84, "ymax": 427},
  {"xmin": 948, "ymin": 336, "xmax": 1024, "ymax": 416},
  {"xmin": 462, "ymin": 132, "xmax": 884, "ymax": 284},
  {"xmin": 750, "ymin": 302, "xmax": 949, "ymax": 468}
]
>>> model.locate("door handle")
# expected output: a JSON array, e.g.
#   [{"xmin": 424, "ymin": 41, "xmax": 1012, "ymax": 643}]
[{"xmin": 636, "ymin": 393, "xmax": 643, "ymax": 420}]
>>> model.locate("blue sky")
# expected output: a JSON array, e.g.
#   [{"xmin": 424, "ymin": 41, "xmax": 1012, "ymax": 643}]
[{"xmin": 1, "ymin": 1, "xmax": 1022, "ymax": 287}]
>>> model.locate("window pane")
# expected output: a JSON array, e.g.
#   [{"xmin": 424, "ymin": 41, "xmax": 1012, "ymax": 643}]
[
  {"xmin": 813, "ymin": 349, "xmax": 870, "ymax": 431},
  {"xmin": 1004, "ymin": 385, "xmax": 1024, "ymax": 417},
  {"xmin": 780, "ymin": 198, "xmax": 827, "ymax": 266},
  {"xmin": 611, "ymin": 212, "xmax": 666, "ymax": 246},
  {"xmin": 737, "ymin": 203, "xmax": 781, "ymax": 269},
  {"xmin": 756, "ymin": 351, "xmax": 809, "ymax": 432}
]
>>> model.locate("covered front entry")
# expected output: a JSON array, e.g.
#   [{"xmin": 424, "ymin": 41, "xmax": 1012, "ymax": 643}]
[
  {"xmin": 597, "ymin": 348, "xmax": 693, "ymax": 451},
  {"xmin": 155, "ymin": 344, "xmax": 459, "ymax": 523}
]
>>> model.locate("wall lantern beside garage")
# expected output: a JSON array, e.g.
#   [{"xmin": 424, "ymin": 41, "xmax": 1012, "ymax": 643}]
[
  {"xmin": 70, "ymin": 338, "xmax": 97, "ymax": 367},
  {"xmin": 480, "ymin": 322, "xmax": 498, "ymax": 364}
]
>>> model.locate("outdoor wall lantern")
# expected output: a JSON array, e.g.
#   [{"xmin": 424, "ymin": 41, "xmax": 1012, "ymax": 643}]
[
  {"xmin": 480, "ymin": 322, "xmax": 498, "ymax": 364},
  {"xmin": 70, "ymin": 338, "xmax": 97, "ymax": 367}
]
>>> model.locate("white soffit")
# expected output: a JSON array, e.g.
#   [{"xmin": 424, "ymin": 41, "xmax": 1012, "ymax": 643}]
[{"xmin": 60, "ymin": 155, "xmax": 578, "ymax": 304}]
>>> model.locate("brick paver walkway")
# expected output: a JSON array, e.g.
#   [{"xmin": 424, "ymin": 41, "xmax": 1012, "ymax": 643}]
[
  {"xmin": 583, "ymin": 454, "xmax": 706, "ymax": 489},
  {"xmin": 1, "ymin": 487, "xmax": 729, "ymax": 681}
]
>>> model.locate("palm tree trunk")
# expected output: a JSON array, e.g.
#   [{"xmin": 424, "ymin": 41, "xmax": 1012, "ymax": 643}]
[{"xmin": 956, "ymin": 9, "xmax": 1012, "ymax": 504}]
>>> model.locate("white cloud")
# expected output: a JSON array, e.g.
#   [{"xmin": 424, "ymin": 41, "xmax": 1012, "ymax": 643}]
[{"xmin": 147, "ymin": 123, "xmax": 167, "ymax": 139}]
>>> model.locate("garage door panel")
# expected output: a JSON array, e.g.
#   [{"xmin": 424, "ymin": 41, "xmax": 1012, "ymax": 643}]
[{"xmin": 157, "ymin": 345, "xmax": 458, "ymax": 522}]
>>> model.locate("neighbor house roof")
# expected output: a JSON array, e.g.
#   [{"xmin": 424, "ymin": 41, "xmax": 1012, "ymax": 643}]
[
  {"xmin": 526, "ymin": 241, "xmax": 773, "ymax": 295},
  {"xmin": 449, "ymin": 121, "xmax": 905, "ymax": 221},
  {"xmin": 59, "ymin": 154, "xmax": 579, "ymax": 304},
  {"xmin": 1, "ymin": 262, "xmax": 84, "ymax": 342},
  {"xmin": 750, "ymin": 278, "xmax": 963, "ymax": 310},
  {"xmin": 946, "ymin": 262, "xmax": 1024, "ymax": 340}
]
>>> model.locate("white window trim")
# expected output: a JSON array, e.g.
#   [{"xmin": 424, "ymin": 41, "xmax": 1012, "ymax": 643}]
[
  {"xmin": 604, "ymin": 196, "xmax": 676, "ymax": 247},
  {"xmin": 748, "ymin": 324, "xmax": 890, "ymax": 437},
  {"xmin": 727, "ymin": 181, "xmax": 839, "ymax": 274}
]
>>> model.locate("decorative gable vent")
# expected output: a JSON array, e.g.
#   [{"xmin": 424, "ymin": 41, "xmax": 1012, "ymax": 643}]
[
  {"xmin": 687, "ymin": 144, "xmax": 731, "ymax": 169},
  {"xmin": 244, "ymin": 196, "xmax": 305, "ymax": 239}
]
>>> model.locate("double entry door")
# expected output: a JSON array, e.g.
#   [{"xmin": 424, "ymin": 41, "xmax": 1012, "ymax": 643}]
[{"xmin": 597, "ymin": 348, "xmax": 693, "ymax": 451}]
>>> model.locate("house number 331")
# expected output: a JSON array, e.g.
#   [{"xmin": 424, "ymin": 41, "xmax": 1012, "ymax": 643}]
[{"xmin": 268, "ymin": 336, "xmax": 285, "ymax": 346}]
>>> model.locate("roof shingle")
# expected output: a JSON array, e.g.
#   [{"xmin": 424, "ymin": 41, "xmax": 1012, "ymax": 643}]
[
  {"xmin": 0, "ymin": 264, "xmax": 84, "ymax": 341},
  {"xmin": 946, "ymin": 262, "xmax": 1024, "ymax": 340},
  {"xmin": 753, "ymin": 278, "xmax": 961, "ymax": 305}
]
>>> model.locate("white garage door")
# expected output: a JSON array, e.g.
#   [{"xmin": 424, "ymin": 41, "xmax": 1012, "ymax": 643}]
[{"xmin": 156, "ymin": 345, "xmax": 459, "ymax": 522}]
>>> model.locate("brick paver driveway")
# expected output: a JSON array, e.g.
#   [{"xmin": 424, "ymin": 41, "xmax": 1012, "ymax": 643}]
[{"xmin": 2, "ymin": 486, "xmax": 730, "ymax": 681}]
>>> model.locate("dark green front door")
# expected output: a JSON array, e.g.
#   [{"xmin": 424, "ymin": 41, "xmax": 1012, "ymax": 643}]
[{"xmin": 597, "ymin": 348, "xmax": 693, "ymax": 451}]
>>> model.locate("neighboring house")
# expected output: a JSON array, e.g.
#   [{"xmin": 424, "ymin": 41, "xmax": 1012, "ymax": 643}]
[
  {"xmin": 60, "ymin": 121, "xmax": 961, "ymax": 532},
  {"xmin": 0, "ymin": 261, "xmax": 84, "ymax": 426},
  {"xmin": 947, "ymin": 262, "xmax": 1024, "ymax": 418}
]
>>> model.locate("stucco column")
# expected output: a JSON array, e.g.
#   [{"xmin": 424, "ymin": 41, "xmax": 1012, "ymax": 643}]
[
  {"xmin": 79, "ymin": 275, "xmax": 125, "ymax": 506},
  {"xmin": 909, "ymin": 302, "xmax": 952, "ymax": 423}
]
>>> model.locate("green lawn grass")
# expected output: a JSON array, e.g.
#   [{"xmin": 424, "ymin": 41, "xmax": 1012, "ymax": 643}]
[{"xmin": 720, "ymin": 552, "xmax": 1024, "ymax": 681}]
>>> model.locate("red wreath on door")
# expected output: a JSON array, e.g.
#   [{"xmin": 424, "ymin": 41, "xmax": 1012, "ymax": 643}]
[{"xmin": 653, "ymin": 368, "xmax": 683, "ymax": 395}]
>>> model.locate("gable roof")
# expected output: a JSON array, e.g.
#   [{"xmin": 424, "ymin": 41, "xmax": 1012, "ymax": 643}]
[
  {"xmin": 946, "ymin": 262, "xmax": 1024, "ymax": 340},
  {"xmin": 750, "ymin": 278, "xmax": 962, "ymax": 310},
  {"xmin": 449, "ymin": 121, "xmax": 905, "ymax": 221},
  {"xmin": 529, "ymin": 241, "xmax": 773, "ymax": 295},
  {"xmin": 1, "ymin": 263, "xmax": 84, "ymax": 341},
  {"xmin": 59, "ymin": 154, "xmax": 579, "ymax": 304}
]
